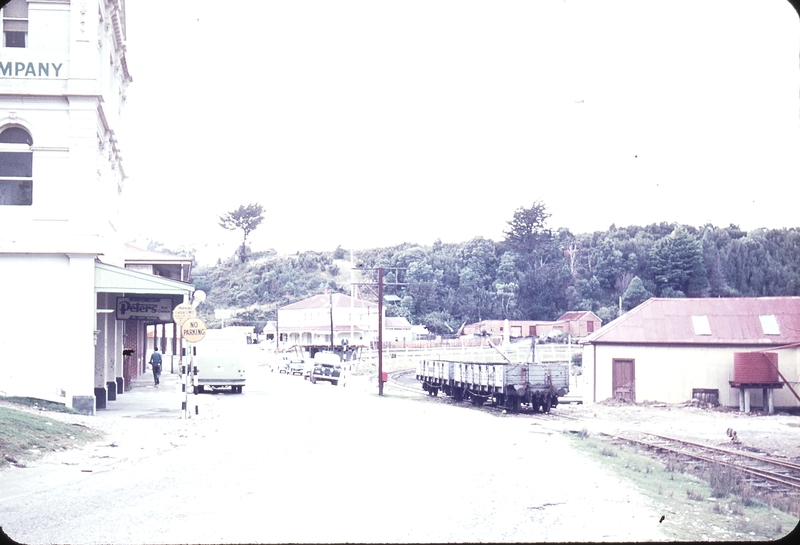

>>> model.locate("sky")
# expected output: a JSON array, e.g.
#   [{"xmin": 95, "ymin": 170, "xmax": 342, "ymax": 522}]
[{"xmin": 118, "ymin": 0, "xmax": 800, "ymax": 265}]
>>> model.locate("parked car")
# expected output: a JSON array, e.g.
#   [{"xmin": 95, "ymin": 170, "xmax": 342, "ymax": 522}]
[
  {"xmin": 270, "ymin": 357, "xmax": 289, "ymax": 374},
  {"xmin": 287, "ymin": 359, "xmax": 305, "ymax": 376}
]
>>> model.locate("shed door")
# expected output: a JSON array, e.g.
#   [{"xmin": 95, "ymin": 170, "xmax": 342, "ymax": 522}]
[{"xmin": 612, "ymin": 359, "xmax": 635, "ymax": 402}]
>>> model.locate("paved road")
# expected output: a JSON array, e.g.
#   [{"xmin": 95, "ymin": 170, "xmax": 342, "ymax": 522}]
[{"xmin": 0, "ymin": 366, "xmax": 666, "ymax": 543}]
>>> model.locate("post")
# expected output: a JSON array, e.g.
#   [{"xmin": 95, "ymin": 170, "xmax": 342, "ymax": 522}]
[
  {"xmin": 329, "ymin": 290, "xmax": 334, "ymax": 352},
  {"xmin": 378, "ymin": 267, "xmax": 384, "ymax": 396},
  {"xmin": 767, "ymin": 388, "xmax": 775, "ymax": 415},
  {"xmin": 744, "ymin": 388, "xmax": 751, "ymax": 414},
  {"xmin": 738, "ymin": 388, "xmax": 745, "ymax": 412}
]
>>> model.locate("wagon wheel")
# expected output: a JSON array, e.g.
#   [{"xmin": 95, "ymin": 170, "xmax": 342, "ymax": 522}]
[
  {"xmin": 542, "ymin": 395, "xmax": 552, "ymax": 413},
  {"xmin": 508, "ymin": 396, "xmax": 520, "ymax": 413}
]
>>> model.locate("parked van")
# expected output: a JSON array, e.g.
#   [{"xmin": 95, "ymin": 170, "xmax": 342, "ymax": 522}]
[{"xmin": 190, "ymin": 328, "xmax": 249, "ymax": 393}]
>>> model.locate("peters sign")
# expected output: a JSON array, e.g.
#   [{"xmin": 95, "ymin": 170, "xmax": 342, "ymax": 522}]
[{"xmin": 115, "ymin": 297, "xmax": 173, "ymax": 321}]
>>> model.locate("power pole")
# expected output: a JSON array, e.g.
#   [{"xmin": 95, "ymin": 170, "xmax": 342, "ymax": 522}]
[
  {"xmin": 329, "ymin": 290, "xmax": 335, "ymax": 352},
  {"xmin": 351, "ymin": 266, "xmax": 407, "ymax": 396}
]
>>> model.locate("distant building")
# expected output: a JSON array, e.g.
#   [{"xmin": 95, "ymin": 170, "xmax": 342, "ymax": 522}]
[
  {"xmin": 277, "ymin": 293, "xmax": 381, "ymax": 348},
  {"xmin": 581, "ymin": 297, "xmax": 800, "ymax": 410},
  {"xmin": 461, "ymin": 312, "xmax": 602, "ymax": 340},
  {"xmin": 385, "ymin": 316, "xmax": 412, "ymax": 343}
]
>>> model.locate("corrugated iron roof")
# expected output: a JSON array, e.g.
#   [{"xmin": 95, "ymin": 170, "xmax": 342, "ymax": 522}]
[
  {"xmin": 557, "ymin": 310, "xmax": 599, "ymax": 322},
  {"xmin": 583, "ymin": 297, "xmax": 800, "ymax": 346},
  {"xmin": 124, "ymin": 243, "xmax": 193, "ymax": 263},
  {"xmin": 385, "ymin": 317, "xmax": 411, "ymax": 328},
  {"xmin": 281, "ymin": 293, "xmax": 377, "ymax": 311}
]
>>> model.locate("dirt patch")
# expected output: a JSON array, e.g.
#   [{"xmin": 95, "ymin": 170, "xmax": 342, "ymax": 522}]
[{"xmin": 556, "ymin": 401, "xmax": 800, "ymax": 463}]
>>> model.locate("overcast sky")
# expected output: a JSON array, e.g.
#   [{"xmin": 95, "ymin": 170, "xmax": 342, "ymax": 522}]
[{"xmin": 118, "ymin": 0, "xmax": 800, "ymax": 265}]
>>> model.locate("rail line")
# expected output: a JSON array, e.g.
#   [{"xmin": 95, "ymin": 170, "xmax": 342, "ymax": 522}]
[
  {"xmin": 386, "ymin": 370, "xmax": 425, "ymax": 395},
  {"xmin": 610, "ymin": 430, "xmax": 800, "ymax": 493}
]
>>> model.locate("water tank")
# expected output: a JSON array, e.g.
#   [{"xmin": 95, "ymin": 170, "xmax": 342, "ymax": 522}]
[{"xmin": 733, "ymin": 352, "xmax": 779, "ymax": 384}]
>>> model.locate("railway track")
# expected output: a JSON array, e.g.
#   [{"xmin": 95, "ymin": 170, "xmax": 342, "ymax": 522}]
[
  {"xmin": 386, "ymin": 369, "xmax": 425, "ymax": 395},
  {"xmin": 609, "ymin": 430, "xmax": 800, "ymax": 494}
]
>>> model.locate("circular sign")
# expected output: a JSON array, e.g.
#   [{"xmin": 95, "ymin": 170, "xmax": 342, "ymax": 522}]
[
  {"xmin": 172, "ymin": 303, "xmax": 196, "ymax": 326},
  {"xmin": 181, "ymin": 317, "xmax": 207, "ymax": 343}
]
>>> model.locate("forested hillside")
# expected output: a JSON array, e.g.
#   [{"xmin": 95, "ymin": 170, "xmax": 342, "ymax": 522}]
[{"xmin": 183, "ymin": 202, "xmax": 800, "ymax": 335}]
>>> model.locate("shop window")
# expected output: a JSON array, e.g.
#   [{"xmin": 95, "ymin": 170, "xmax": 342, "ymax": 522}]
[
  {"xmin": 2, "ymin": 0, "xmax": 28, "ymax": 48},
  {"xmin": 0, "ymin": 126, "xmax": 33, "ymax": 205}
]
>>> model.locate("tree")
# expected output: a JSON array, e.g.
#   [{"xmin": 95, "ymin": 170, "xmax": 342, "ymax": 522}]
[
  {"xmin": 503, "ymin": 200, "xmax": 552, "ymax": 256},
  {"xmin": 621, "ymin": 276, "xmax": 651, "ymax": 310},
  {"xmin": 219, "ymin": 203, "xmax": 265, "ymax": 263},
  {"xmin": 649, "ymin": 227, "xmax": 707, "ymax": 296}
]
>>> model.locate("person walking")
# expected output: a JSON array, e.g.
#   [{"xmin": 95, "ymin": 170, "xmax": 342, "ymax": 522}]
[{"xmin": 149, "ymin": 348, "xmax": 163, "ymax": 386}]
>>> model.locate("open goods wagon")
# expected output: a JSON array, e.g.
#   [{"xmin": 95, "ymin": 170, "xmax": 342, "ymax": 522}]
[{"xmin": 416, "ymin": 360, "xmax": 568, "ymax": 413}]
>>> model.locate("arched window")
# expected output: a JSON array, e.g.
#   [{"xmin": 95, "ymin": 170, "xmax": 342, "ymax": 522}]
[
  {"xmin": 0, "ymin": 126, "xmax": 33, "ymax": 205},
  {"xmin": 1, "ymin": 0, "xmax": 28, "ymax": 48}
]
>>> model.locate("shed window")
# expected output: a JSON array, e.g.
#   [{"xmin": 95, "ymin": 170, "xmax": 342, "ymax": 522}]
[
  {"xmin": 759, "ymin": 315, "xmax": 780, "ymax": 335},
  {"xmin": 691, "ymin": 315, "xmax": 711, "ymax": 335}
]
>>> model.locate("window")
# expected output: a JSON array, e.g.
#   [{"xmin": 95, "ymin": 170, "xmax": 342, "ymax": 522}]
[
  {"xmin": 587, "ymin": 321, "xmax": 595, "ymax": 333},
  {"xmin": 0, "ymin": 126, "xmax": 33, "ymax": 205},
  {"xmin": 691, "ymin": 315, "xmax": 711, "ymax": 335},
  {"xmin": 759, "ymin": 315, "xmax": 780, "ymax": 335},
  {"xmin": 2, "ymin": 0, "xmax": 28, "ymax": 48}
]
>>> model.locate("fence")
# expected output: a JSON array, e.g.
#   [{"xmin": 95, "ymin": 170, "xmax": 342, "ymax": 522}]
[{"xmin": 353, "ymin": 342, "xmax": 583, "ymax": 374}]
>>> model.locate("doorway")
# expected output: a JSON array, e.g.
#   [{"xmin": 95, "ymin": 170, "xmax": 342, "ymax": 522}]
[{"xmin": 612, "ymin": 359, "xmax": 635, "ymax": 402}]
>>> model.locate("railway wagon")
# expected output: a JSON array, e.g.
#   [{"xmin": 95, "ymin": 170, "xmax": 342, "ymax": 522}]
[{"xmin": 416, "ymin": 360, "xmax": 568, "ymax": 413}]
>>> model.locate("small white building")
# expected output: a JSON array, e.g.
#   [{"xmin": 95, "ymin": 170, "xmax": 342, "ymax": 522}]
[{"xmin": 581, "ymin": 297, "xmax": 800, "ymax": 410}]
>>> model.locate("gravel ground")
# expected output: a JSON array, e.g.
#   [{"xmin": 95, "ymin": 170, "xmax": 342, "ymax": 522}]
[
  {"xmin": 0, "ymin": 367, "xmax": 676, "ymax": 544},
  {"xmin": 390, "ymin": 369, "xmax": 800, "ymax": 461},
  {"xmin": 10, "ymin": 366, "xmax": 799, "ymax": 543}
]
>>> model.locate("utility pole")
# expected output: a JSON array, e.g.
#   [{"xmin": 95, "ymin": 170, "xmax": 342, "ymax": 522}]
[
  {"xmin": 351, "ymin": 266, "xmax": 407, "ymax": 396},
  {"xmin": 378, "ymin": 268, "xmax": 384, "ymax": 396},
  {"xmin": 329, "ymin": 290, "xmax": 335, "ymax": 352}
]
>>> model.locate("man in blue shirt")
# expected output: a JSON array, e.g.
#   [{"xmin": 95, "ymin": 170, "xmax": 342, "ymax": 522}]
[{"xmin": 149, "ymin": 348, "xmax": 163, "ymax": 386}]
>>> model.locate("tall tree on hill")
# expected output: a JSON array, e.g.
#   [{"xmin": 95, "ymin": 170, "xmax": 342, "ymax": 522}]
[
  {"xmin": 650, "ymin": 226, "xmax": 708, "ymax": 297},
  {"xmin": 219, "ymin": 203, "xmax": 265, "ymax": 263}
]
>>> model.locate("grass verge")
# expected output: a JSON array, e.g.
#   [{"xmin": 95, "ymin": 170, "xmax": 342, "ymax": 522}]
[
  {"xmin": 567, "ymin": 432, "xmax": 799, "ymax": 542},
  {"xmin": 0, "ymin": 402, "xmax": 103, "ymax": 469}
]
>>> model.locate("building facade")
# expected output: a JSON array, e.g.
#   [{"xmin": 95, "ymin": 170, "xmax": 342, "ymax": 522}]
[
  {"xmin": 461, "ymin": 312, "xmax": 602, "ymax": 340},
  {"xmin": 581, "ymin": 297, "xmax": 800, "ymax": 409},
  {"xmin": 0, "ymin": 1, "xmax": 194, "ymax": 414},
  {"xmin": 278, "ymin": 293, "xmax": 381, "ymax": 348}
]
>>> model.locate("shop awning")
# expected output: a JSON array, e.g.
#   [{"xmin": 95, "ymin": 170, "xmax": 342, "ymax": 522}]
[{"xmin": 95, "ymin": 262, "xmax": 195, "ymax": 295}]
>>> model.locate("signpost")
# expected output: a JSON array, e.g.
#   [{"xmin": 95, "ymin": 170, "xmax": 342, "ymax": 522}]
[
  {"xmin": 172, "ymin": 303, "xmax": 196, "ymax": 327},
  {"xmin": 179, "ymin": 317, "xmax": 206, "ymax": 419}
]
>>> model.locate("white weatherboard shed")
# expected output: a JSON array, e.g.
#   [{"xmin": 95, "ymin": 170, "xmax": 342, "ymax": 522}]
[{"xmin": 581, "ymin": 297, "xmax": 800, "ymax": 409}]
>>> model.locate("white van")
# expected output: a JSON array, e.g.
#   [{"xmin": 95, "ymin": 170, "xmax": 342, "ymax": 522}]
[{"xmin": 190, "ymin": 328, "xmax": 249, "ymax": 393}]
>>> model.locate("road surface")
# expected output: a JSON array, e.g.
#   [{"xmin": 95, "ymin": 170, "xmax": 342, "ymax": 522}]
[{"xmin": 0, "ymin": 365, "xmax": 665, "ymax": 543}]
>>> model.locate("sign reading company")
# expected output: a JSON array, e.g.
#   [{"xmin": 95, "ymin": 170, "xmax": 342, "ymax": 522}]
[
  {"xmin": 0, "ymin": 61, "xmax": 65, "ymax": 78},
  {"xmin": 181, "ymin": 318, "xmax": 207, "ymax": 343},
  {"xmin": 115, "ymin": 297, "xmax": 173, "ymax": 321}
]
